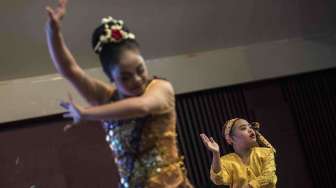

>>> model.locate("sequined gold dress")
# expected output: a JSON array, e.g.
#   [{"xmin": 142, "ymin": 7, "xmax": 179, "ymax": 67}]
[{"xmin": 103, "ymin": 79, "xmax": 193, "ymax": 188}]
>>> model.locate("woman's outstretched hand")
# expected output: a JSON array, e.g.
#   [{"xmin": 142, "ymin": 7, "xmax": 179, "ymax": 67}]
[
  {"xmin": 60, "ymin": 93, "xmax": 84, "ymax": 131},
  {"xmin": 45, "ymin": 0, "xmax": 68, "ymax": 32},
  {"xmin": 200, "ymin": 133, "xmax": 220, "ymax": 154}
]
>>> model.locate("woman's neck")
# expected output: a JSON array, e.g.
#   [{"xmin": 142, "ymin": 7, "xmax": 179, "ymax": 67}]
[{"xmin": 234, "ymin": 146, "xmax": 252, "ymax": 165}]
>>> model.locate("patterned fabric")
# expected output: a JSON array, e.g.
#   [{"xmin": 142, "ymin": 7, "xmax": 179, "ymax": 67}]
[
  {"xmin": 104, "ymin": 79, "xmax": 193, "ymax": 188},
  {"xmin": 251, "ymin": 122, "xmax": 276, "ymax": 153}
]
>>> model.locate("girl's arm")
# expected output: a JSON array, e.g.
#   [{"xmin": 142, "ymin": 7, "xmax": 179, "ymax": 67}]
[
  {"xmin": 62, "ymin": 80, "xmax": 174, "ymax": 123},
  {"xmin": 200, "ymin": 134, "xmax": 232, "ymax": 185},
  {"xmin": 46, "ymin": 0, "xmax": 114, "ymax": 106}
]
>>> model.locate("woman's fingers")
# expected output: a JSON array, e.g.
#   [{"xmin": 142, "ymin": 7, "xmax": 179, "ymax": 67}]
[
  {"xmin": 62, "ymin": 112, "xmax": 72, "ymax": 118},
  {"xmin": 63, "ymin": 124, "xmax": 74, "ymax": 132},
  {"xmin": 46, "ymin": 6, "xmax": 55, "ymax": 20},
  {"xmin": 46, "ymin": 0, "xmax": 67, "ymax": 20},
  {"xmin": 200, "ymin": 134, "xmax": 212, "ymax": 148},
  {"xmin": 56, "ymin": 0, "xmax": 67, "ymax": 17},
  {"xmin": 59, "ymin": 0, "xmax": 68, "ymax": 8},
  {"xmin": 200, "ymin": 133, "xmax": 208, "ymax": 142},
  {"xmin": 60, "ymin": 101, "xmax": 70, "ymax": 109}
]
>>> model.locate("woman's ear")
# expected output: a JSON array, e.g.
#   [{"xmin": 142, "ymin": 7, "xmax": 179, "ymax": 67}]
[{"xmin": 226, "ymin": 135, "xmax": 234, "ymax": 145}]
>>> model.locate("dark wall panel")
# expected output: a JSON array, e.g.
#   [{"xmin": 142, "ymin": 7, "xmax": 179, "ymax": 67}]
[
  {"xmin": 0, "ymin": 119, "xmax": 119, "ymax": 188},
  {"xmin": 281, "ymin": 70, "xmax": 336, "ymax": 188}
]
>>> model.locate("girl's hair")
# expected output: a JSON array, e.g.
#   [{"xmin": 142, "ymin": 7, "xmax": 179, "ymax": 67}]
[
  {"xmin": 91, "ymin": 18, "xmax": 140, "ymax": 81},
  {"xmin": 222, "ymin": 118, "xmax": 241, "ymax": 153}
]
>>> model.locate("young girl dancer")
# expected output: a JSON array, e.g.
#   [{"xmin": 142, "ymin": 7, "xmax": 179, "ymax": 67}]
[
  {"xmin": 200, "ymin": 118, "xmax": 277, "ymax": 188},
  {"xmin": 45, "ymin": 0, "xmax": 193, "ymax": 187}
]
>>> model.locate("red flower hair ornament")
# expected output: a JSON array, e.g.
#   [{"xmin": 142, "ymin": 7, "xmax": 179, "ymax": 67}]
[{"xmin": 94, "ymin": 16, "xmax": 135, "ymax": 53}]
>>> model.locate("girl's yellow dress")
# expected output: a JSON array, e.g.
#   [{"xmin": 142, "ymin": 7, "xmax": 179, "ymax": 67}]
[{"xmin": 210, "ymin": 147, "xmax": 277, "ymax": 188}]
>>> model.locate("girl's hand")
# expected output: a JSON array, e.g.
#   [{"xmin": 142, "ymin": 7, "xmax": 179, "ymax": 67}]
[
  {"xmin": 60, "ymin": 93, "xmax": 84, "ymax": 131},
  {"xmin": 200, "ymin": 133, "xmax": 220, "ymax": 154},
  {"xmin": 45, "ymin": 0, "xmax": 68, "ymax": 33}
]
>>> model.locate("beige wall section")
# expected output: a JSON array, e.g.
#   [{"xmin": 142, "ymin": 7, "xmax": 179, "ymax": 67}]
[
  {"xmin": 0, "ymin": 38, "xmax": 335, "ymax": 123},
  {"xmin": 246, "ymin": 39, "xmax": 336, "ymax": 79}
]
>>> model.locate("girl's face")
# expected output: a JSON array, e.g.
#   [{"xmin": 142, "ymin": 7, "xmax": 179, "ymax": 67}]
[
  {"xmin": 111, "ymin": 50, "xmax": 150, "ymax": 97},
  {"xmin": 230, "ymin": 119, "xmax": 257, "ymax": 149}
]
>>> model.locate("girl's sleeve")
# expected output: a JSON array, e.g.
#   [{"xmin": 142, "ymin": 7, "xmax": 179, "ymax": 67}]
[
  {"xmin": 210, "ymin": 157, "xmax": 232, "ymax": 185},
  {"xmin": 249, "ymin": 149, "xmax": 277, "ymax": 187}
]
